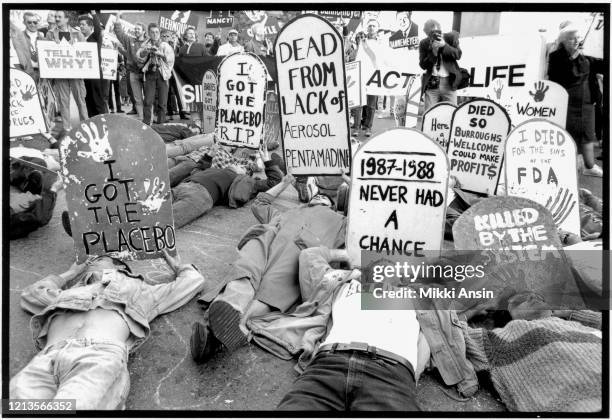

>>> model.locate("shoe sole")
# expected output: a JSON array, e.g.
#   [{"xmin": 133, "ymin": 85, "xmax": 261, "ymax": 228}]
[
  {"xmin": 190, "ymin": 322, "xmax": 208, "ymax": 363},
  {"xmin": 209, "ymin": 300, "xmax": 247, "ymax": 351}
]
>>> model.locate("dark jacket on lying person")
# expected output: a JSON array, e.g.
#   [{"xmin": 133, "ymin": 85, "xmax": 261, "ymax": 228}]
[{"xmin": 419, "ymin": 30, "xmax": 462, "ymax": 95}]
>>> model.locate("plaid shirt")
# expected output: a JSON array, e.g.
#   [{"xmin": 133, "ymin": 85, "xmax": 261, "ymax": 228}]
[{"xmin": 186, "ymin": 146, "xmax": 253, "ymax": 171}]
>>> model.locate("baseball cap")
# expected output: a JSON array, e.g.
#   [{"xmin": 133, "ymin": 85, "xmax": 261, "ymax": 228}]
[{"xmin": 228, "ymin": 28, "xmax": 238, "ymax": 34}]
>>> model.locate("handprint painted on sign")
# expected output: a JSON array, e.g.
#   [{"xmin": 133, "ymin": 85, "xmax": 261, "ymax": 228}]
[
  {"xmin": 492, "ymin": 78, "xmax": 504, "ymax": 100},
  {"xmin": 545, "ymin": 187, "xmax": 576, "ymax": 226},
  {"xmin": 139, "ymin": 177, "xmax": 167, "ymax": 214},
  {"xmin": 20, "ymin": 85, "xmax": 36, "ymax": 101},
  {"xmin": 529, "ymin": 81, "xmax": 549, "ymax": 103},
  {"xmin": 75, "ymin": 120, "xmax": 113, "ymax": 162}
]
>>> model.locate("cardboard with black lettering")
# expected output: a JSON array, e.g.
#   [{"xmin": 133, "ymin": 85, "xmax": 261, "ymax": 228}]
[
  {"xmin": 452, "ymin": 196, "xmax": 582, "ymax": 310},
  {"xmin": 275, "ymin": 13, "xmax": 351, "ymax": 175},
  {"xmin": 100, "ymin": 48, "xmax": 119, "ymax": 81},
  {"xmin": 346, "ymin": 128, "xmax": 449, "ymax": 267},
  {"xmin": 206, "ymin": 11, "xmax": 234, "ymax": 28},
  {"xmin": 59, "ymin": 115, "xmax": 176, "ymax": 263},
  {"xmin": 505, "ymin": 119, "xmax": 580, "ymax": 235},
  {"xmin": 447, "ymin": 98, "xmax": 510, "ymax": 195},
  {"xmin": 216, "ymin": 52, "xmax": 268, "ymax": 149},
  {"xmin": 38, "ymin": 40, "xmax": 100, "ymax": 79},
  {"xmin": 421, "ymin": 102, "xmax": 455, "ymax": 149},
  {"xmin": 263, "ymin": 91, "xmax": 281, "ymax": 149},
  {"xmin": 9, "ymin": 68, "xmax": 48, "ymax": 138},
  {"xmin": 159, "ymin": 10, "xmax": 198, "ymax": 34},
  {"xmin": 201, "ymin": 70, "xmax": 217, "ymax": 134}
]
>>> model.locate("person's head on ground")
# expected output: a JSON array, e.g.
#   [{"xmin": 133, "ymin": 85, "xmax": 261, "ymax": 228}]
[
  {"xmin": 23, "ymin": 12, "xmax": 40, "ymax": 32},
  {"xmin": 77, "ymin": 15, "xmax": 94, "ymax": 38},
  {"xmin": 148, "ymin": 23, "xmax": 160, "ymax": 43},
  {"xmin": 507, "ymin": 291, "xmax": 552, "ymax": 321},
  {"xmin": 68, "ymin": 255, "xmax": 132, "ymax": 288},
  {"xmin": 308, "ymin": 193, "xmax": 333, "ymax": 208}
]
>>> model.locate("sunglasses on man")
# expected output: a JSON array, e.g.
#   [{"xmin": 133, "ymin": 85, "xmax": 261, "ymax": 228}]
[{"xmin": 26, "ymin": 20, "xmax": 39, "ymax": 25}]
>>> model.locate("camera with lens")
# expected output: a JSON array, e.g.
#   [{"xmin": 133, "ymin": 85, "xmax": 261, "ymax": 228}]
[{"xmin": 431, "ymin": 30, "xmax": 442, "ymax": 41}]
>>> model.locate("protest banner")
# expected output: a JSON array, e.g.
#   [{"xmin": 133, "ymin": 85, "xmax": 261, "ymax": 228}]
[
  {"xmin": 581, "ymin": 12, "xmax": 604, "ymax": 59},
  {"xmin": 346, "ymin": 61, "xmax": 365, "ymax": 108},
  {"xmin": 453, "ymin": 196, "xmax": 582, "ymax": 310},
  {"xmin": 202, "ymin": 70, "xmax": 217, "ymax": 134},
  {"xmin": 504, "ymin": 119, "xmax": 580, "ymax": 236},
  {"xmin": 100, "ymin": 48, "xmax": 119, "ymax": 81},
  {"xmin": 457, "ymin": 34, "xmax": 547, "ymax": 99},
  {"xmin": 421, "ymin": 102, "xmax": 456, "ymax": 148},
  {"xmin": 159, "ymin": 10, "xmax": 198, "ymax": 34},
  {"xmin": 216, "ymin": 52, "xmax": 268, "ymax": 149},
  {"xmin": 206, "ymin": 11, "xmax": 234, "ymax": 28},
  {"xmin": 38, "ymin": 40, "xmax": 100, "ymax": 79},
  {"xmin": 9, "ymin": 68, "xmax": 48, "ymax": 138},
  {"xmin": 263, "ymin": 91, "xmax": 281, "ymax": 149},
  {"xmin": 275, "ymin": 14, "xmax": 351, "ymax": 175},
  {"xmin": 346, "ymin": 128, "xmax": 449, "ymax": 267},
  {"xmin": 355, "ymin": 38, "xmax": 422, "ymax": 96},
  {"xmin": 447, "ymin": 98, "xmax": 511, "ymax": 195},
  {"xmin": 59, "ymin": 115, "xmax": 176, "ymax": 263}
]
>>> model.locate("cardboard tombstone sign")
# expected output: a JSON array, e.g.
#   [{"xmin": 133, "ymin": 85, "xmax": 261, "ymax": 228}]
[
  {"xmin": 263, "ymin": 91, "xmax": 281, "ymax": 149},
  {"xmin": 447, "ymin": 98, "xmax": 511, "ymax": 195},
  {"xmin": 452, "ymin": 196, "xmax": 582, "ymax": 310},
  {"xmin": 505, "ymin": 119, "xmax": 580, "ymax": 235},
  {"xmin": 275, "ymin": 13, "xmax": 351, "ymax": 176},
  {"xmin": 215, "ymin": 52, "xmax": 268, "ymax": 149},
  {"xmin": 508, "ymin": 80, "xmax": 568, "ymax": 128},
  {"xmin": 59, "ymin": 115, "xmax": 176, "ymax": 263},
  {"xmin": 9, "ymin": 68, "xmax": 48, "ymax": 138},
  {"xmin": 202, "ymin": 70, "xmax": 218, "ymax": 134},
  {"xmin": 346, "ymin": 128, "xmax": 449, "ymax": 267},
  {"xmin": 421, "ymin": 102, "xmax": 456, "ymax": 149}
]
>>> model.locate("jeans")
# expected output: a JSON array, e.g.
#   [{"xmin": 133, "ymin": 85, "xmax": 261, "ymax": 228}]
[
  {"xmin": 84, "ymin": 79, "xmax": 109, "ymax": 118},
  {"xmin": 143, "ymin": 70, "xmax": 169, "ymax": 125},
  {"xmin": 423, "ymin": 76, "xmax": 457, "ymax": 113},
  {"xmin": 172, "ymin": 181, "xmax": 214, "ymax": 228},
  {"xmin": 165, "ymin": 134, "xmax": 215, "ymax": 159},
  {"xmin": 53, "ymin": 79, "xmax": 88, "ymax": 132},
  {"xmin": 352, "ymin": 95, "xmax": 378, "ymax": 130},
  {"xmin": 277, "ymin": 351, "xmax": 420, "ymax": 411},
  {"xmin": 9, "ymin": 338, "xmax": 129, "ymax": 410},
  {"xmin": 129, "ymin": 71, "xmax": 145, "ymax": 118}
]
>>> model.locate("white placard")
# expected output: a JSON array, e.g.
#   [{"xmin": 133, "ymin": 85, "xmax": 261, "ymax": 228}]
[
  {"xmin": 38, "ymin": 40, "xmax": 100, "ymax": 79},
  {"xmin": 9, "ymin": 68, "xmax": 48, "ymax": 138},
  {"xmin": 202, "ymin": 70, "xmax": 217, "ymax": 135},
  {"xmin": 421, "ymin": 102, "xmax": 456, "ymax": 149},
  {"xmin": 346, "ymin": 61, "xmax": 365, "ymax": 108},
  {"xmin": 100, "ymin": 48, "xmax": 118, "ymax": 80}
]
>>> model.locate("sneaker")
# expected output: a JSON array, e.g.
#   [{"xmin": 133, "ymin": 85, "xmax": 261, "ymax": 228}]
[
  {"xmin": 209, "ymin": 300, "xmax": 248, "ymax": 351},
  {"xmin": 179, "ymin": 111, "xmax": 189, "ymax": 120},
  {"xmin": 127, "ymin": 109, "xmax": 137, "ymax": 115},
  {"xmin": 61, "ymin": 210, "xmax": 72, "ymax": 237},
  {"xmin": 583, "ymin": 164, "xmax": 603, "ymax": 177},
  {"xmin": 364, "ymin": 129, "xmax": 372, "ymax": 137},
  {"xmin": 190, "ymin": 322, "xmax": 222, "ymax": 363}
]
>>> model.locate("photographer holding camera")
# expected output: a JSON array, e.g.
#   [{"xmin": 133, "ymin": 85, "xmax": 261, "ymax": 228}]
[
  {"xmin": 136, "ymin": 23, "xmax": 175, "ymax": 125},
  {"xmin": 419, "ymin": 19, "xmax": 462, "ymax": 112}
]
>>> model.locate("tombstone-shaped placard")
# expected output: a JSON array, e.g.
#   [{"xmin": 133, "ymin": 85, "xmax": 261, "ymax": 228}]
[
  {"xmin": 10, "ymin": 68, "xmax": 48, "ymax": 138},
  {"xmin": 346, "ymin": 128, "xmax": 449, "ymax": 266},
  {"xmin": 504, "ymin": 119, "xmax": 580, "ymax": 235},
  {"xmin": 59, "ymin": 115, "xmax": 176, "ymax": 263},
  {"xmin": 202, "ymin": 70, "xmax": 217, "ymax": 134},
  {"xmin": 216, "ymin": 52, "xmax": 267, "ymax": 149},
  {"xmin": 453, "ymin": 196, "xmax": 582, "ymax": 309},
  {"xmin": 509, "ymin": 80, "xmax": 568, "ymax": 128},
  {"xmin": 421, "ymin": 102, "xmax": 455, "ymax": 149},
  {"xmin": 275, "ymin": 14, "xmax": 351, "ymax": 176},
  {"xmin": 447, "ymin": 98, "xmax": 510, "ymax": 195},
  {"xmin": 263, "ymin": 91, "xmax": 281, "ymax": 149}
]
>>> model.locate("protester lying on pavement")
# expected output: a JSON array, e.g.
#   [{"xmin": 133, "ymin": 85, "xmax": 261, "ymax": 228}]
[
  {"xmin": 459, "ymin": 290, "xmax": 601, "ymax": 412},
  {"xmin": 151, "ymin": 121, "xmax": 202, "ymax": 142},
  {"xmin": 10, "ymin": 250, "xmax": 205, "ymax": 410},
  {"xmin": 171, "ymin": 142, "xmax": 283, "ymax": 228},
  {"xmin": 190, "ymin": 173, "xmax": 347, "ymax": 362}
]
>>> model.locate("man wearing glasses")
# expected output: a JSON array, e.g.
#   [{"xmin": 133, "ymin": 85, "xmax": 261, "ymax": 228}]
[{"xmin": 22, "ymin": 12, "xmax": 45, "ymax": 83}]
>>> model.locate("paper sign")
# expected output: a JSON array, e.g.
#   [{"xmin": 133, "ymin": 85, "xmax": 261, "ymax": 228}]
[
  {"xmin": 38, "ymin": 40, "xmax": 100, "ymax": 79},
  {"xmin": 275, "ymin": 14, "xmax": 351, "ymax": 175},
  {"xmin": 263, "ymin": 91, "xmax": 281, "ymax": 149},
  {"xmin": 9, "ymin": 68, "xmax": 48, "ymax": 138},
  {"xmin": 346, "ymin": 61, "xmax": 365, "ymax": 108},
  {"xmin": 216, "ymin": 53, "xmax": 268, "ymax": 149},
  {"xmin": 201, "ymin": 70, "xmax": 217, "ymax": 134},
  {"xmin": 447, "ymin": 98, "xmax": 511, "ymax": 195},
  {"xmin": 421, "ymin": 102, "xmax": 456, "ymax": 149},
  {"xmin": 581, "ymin": 13, "xmax": 604, "ymax": 59},
  {"xmin": 346, "ymin": 128, "xmax": 449, "ymax": 266},
  {"xmin": 207, "ymin": 11, "xmax": 234, "ymax": 28},
  {"xmin": 100, "ymin": 48, "xmax": 119, "ymax": 80},
  {"xmin": 511, "ymin": 80, "xmax": 568, "ymax": 128},
  {"xmin": 453, "ymin": 196, "xmax": 581, "ymax": 309},
  {"xmin": 59, "ymin": 115, "xmax": 176, "ymax": 263},
  {"xmin": 159, "ymin": 10, "xmax": 198, "ymax": 34},
  {"xmin": 505, "ymin": 119, "xmax": 580, "ymax": 235}
]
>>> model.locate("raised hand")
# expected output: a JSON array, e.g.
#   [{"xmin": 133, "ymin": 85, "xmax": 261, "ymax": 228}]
[{"xmin": 528, "ymin": 81, "xmax": 549, "ymax": 102}]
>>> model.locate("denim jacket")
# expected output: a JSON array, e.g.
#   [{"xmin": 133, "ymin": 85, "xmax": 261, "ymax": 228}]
[
  {"xmin": 20, "ymin": 264, "xmax": 205, "ymax": 352},
  {"xmin": 248, "ymin": 246, "xmax": 479, "ymax": 397}
]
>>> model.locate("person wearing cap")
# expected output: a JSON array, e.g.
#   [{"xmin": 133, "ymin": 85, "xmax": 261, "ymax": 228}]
[
  {"xmin": 9, "ymin": 251, "xmax": 205, "ymax": 410},
  {"xmin": 548, "ymin": 23, "xmax": 604, "ymax": 177},
  {"xmin": 217, "ymin": 28, "xmax": 244, "ymax": 56}
]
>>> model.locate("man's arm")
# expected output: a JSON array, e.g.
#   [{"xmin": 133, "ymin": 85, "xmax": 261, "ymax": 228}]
[
  {"xmin": 250, "ymin": 174, "xmax": 293, "ymax": 223},
  {"xmin": 553, "ymin": 310, "xmax": 602, "ymax": 330},
  {"xmin": 458, "ymin": 320, "xmax": 491, "ymax": 372},
  {"xmin": 113, "ymin": 15, "xmax": 131, "ymax": 48},
  {"xmin": 254, "ymin": 160, "xmax": 283, "ymax": 192},
  {"xmin": 298, "ymin": 247, "xmax": 349, "ymax": 292},
  {"xmin": 440, "ymin": 43, "xmax": 461, "ymax": 61}
]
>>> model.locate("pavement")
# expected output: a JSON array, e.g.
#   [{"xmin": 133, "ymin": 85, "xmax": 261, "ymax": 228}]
[{"xmin": 8, "ymin": 108, "xmax": 602, "ymax": 411}]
